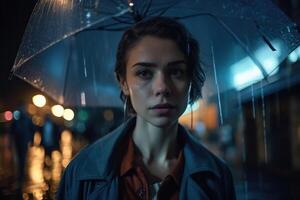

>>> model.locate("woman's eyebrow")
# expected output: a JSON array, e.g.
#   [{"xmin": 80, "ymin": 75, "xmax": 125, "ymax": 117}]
[
  {"xmin": 132, "ymin": 62, "xmax": 156, "ymax": 68},
  {"xmin": 167, "ymin": 60, "xmax": 186, "ymax": 66},
  {"xmin": 132, "ymin": 60, "xmax": 186, "ymax": 68}
]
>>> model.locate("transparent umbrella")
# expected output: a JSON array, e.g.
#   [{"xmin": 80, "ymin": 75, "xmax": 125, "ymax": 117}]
[{"xmin": 11, "ymin": 0, "xmax": 300, "ymax": 107}]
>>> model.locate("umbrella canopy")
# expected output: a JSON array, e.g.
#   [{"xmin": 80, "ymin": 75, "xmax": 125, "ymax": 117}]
[{"xmin": 11, "ymin": 0, "xmax": 300, "ymax": 107}]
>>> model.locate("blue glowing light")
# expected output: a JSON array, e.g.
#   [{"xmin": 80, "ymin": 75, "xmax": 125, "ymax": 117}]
[
  {"xmin": 13, "ymin": 110, "xmax": 21, "ymax": 120},
  {"xmin": 232, "ymin": 41, "xmax": 281, "ymax": 90}
]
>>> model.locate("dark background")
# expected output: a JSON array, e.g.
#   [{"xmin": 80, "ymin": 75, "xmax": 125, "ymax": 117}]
[{"xmin": 0, "ymin": 0, "xmax": 38, "ymax": 110}]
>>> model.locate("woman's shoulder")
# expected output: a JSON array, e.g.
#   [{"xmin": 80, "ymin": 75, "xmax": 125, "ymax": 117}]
[{"xmin": 60, "ymin": 139, "xmax": 102, "ymax": 181}]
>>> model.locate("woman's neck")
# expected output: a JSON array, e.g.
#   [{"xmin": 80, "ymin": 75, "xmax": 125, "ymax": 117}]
[{"xmin": 132, "ymin": 116, "xmax": 180, "ymax": 165}]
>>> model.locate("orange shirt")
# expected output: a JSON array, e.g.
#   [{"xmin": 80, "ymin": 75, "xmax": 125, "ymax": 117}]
[{"xmin": 119, "ymin": 135, "xmax": 184, "ymax": 200}]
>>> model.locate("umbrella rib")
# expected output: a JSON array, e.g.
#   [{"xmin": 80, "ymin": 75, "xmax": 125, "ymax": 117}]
[
  {"xmin": 89, "ymin": 21, "xmax": 126, "ymax": 29},
  {"xmin": 62, "ymin": 38, "xmax": 74, "ymax": 105},
  {"xmin": 85, "ymin": 21, "xmax": 130, "ymax": 31},
  {"xmin": 112, "ymin": 16, "xmax": 133, "ymax": 25},
  {"xmin": 110, "ymin": 0, "xmax": 123, "ymax": 7},
  {"xmin": 142, "ymin": 0, "xmax": 153, "ymax": 18},
  {"xmin": 149, "ymin": 0, "xmax": 181, "ymax": 16},
  {"xmin": 150, "ymin": 6, "xmax": 174, "ymax": 16},
  {"xmin": 100, "ymin": 11, "xmax": 117, "ymax": 15},
  {"xmin": 97, "ymin": 26, "xmax": 130, "ymax": 31},
  {"xmin": 175, "ymin": 13, "xmax": 269, "ymax": 77}
]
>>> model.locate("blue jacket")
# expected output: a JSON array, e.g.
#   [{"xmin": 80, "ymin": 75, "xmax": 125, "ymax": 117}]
[{"xmin": 57, "ymin": 117, "xmax": 236, "ymax": 199}]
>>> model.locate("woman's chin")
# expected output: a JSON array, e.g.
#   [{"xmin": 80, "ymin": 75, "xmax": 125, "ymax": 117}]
[{"xmin": 145, "ymin": 115, "xmax": 178, "ymax": 128}]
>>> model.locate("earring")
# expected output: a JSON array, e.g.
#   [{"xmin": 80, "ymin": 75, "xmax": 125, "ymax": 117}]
[
  {"xmin": 190, "ymin": 103, "xmax": 193, "ymax": 130},
  {"xmin": 123, "ymin": 96, "xmax": 128, "ymax": 122},
  {"xmin": 188, "ymin": 82, "xmax": 192, "ymax": 104},
  {"xmin": 188, "ymin": 82, "xmax": 193, "ymax": 129}
]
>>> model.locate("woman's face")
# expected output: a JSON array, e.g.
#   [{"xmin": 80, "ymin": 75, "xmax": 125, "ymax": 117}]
[{"xmin": 120, "ymin": 36, "xmax": 190, "ymax": 127}]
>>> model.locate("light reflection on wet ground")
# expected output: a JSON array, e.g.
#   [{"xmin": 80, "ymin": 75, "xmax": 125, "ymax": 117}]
[
  {"xmin": 1, "ymin": 102, "xmax": 300, "ymax": 199},
  {"xmin": 22, "ymin": 130, "xmax": 78, "ymax": 199}
]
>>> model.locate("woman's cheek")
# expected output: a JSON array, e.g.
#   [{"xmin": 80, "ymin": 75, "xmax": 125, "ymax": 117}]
[{"xmin": 129, "ymin": 83, "xmax": 148, "ymax": 102}]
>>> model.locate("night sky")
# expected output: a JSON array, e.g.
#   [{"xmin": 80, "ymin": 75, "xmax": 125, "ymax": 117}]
[{"xmin": 1, "ymin": 1, "xmax": 38, "ymax": 110}]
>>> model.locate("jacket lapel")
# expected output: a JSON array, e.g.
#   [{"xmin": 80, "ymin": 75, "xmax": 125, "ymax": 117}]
[
  {"xmin": 178, "ymin": 125, "xmax": 222, "ymax": 200},
  {"xmin": 84, "ymin": 178, "xmax": 120, "ymax": 200},
  {"xmin": 77, "ymin": 118, "xmax": 136, "ymax": 181},
  {"xmin": 74, "ymin": 118, "xmax": 136, "ymax": 199}
]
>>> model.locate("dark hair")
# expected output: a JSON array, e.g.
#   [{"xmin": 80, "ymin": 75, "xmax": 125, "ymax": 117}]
[{"xmin": 115, "ymin": 16, "xmax": 205, "ymax": 114}]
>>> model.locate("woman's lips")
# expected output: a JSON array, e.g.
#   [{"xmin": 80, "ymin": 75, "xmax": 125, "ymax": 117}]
[{"xmin": 149, "ymin": 103, "xmax": 176, "ymax": 115}]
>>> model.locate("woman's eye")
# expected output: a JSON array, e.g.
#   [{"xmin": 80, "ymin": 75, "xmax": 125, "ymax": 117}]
[
  {"xmin": 170, "ymin": 68, "xmax": 185, "ymax": 78},
  {"xmin": 136, "ymin": 70, "xmax": 152, "ymax": 79}
]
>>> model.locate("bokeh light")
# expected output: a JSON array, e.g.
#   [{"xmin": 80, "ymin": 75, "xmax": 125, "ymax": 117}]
[
  {"xmin": 32, "ymin": 94, "xmax": 46, "ymax": 107},
  {"xmin": 61, "ymin": 130, "xmax": 72, "ymax": 144},
  {"xmin": 51, "ymin": 105, "xmax": 64, "ymax": 117},
  {"xmin": 63, "ymin": 108, "xmax": 74, "ymax": 121},
  {"xmin": 288, "ymin": 51, "xmax": 298, "ymax": 63},
  {"xmin": 103, "ymin": 109, "xmax": 114, "ymax": 121},
  {"xmin": 61, "ymin": 130, "xmax": 73, "ymax": 168},
  {"xmin": 32, "ymin": 115, "xmax": 44, "ymax": 126},
  {"xmin": 33, "ymin": 132, "xmax": 42, "ymax": 146},
  {"xmin": 76, "ymin": 122, "xmax": 86, "ymax": 133},
  {"xmin": 51, "ymin": 150, "xmax": 62, "ymax": 181},
  {"xmin": 13, "ymin": 110, "xmax": 21, "ymax": 120},
  {"xmin": 78, "ymin": 110, "xmax": 89, "ymax": 121},
  {"xmin": 4, "ymin": 111, "xmax": 13, "ymax": 121},
  {"xmin": 27, "ymin": 104, "xmax": 37, "ymax": 115}
]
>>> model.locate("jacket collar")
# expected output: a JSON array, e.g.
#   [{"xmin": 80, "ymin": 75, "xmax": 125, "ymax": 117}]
[
  {"xmin": 77, "ymin": 117, "xmax": 221, "ymax": 181},
  {"xmin": 77, "ymin": 117, "xmax": 134, "ymax": 180},
  {"xmin": 178, "ymin": 125, "xmax": 221, "ymax": 179}
]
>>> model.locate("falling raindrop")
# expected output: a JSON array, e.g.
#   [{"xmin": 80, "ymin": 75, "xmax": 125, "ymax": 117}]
[
  {"xmin": 251, "ymin": 85, "xmax": 256, "ymax": 119},
  {"xmin": 237, "ymin": 91, "xmax": 248, "ymax": 200},
  {"xmin": 84, "ymin": 66, "xmax": 87, "ymax": 78},
  {"xmin": 260, "ymin": 81, "xmax": 268, "ymax": 164},
  {"xmin": 83, "ymin": 52, "xmax": 87, "ymax": 78},
  {"xmin": 211, "ymin": 44, "xmax": 223, "ymax": 125},
  {"xmin": 81, "ymin": 92, "xmax": 86, "ymax": 106}
]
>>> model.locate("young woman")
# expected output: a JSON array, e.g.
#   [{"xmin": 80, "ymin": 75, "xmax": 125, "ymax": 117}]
[{"xmin": 57, "ymin": 17, "xmax": 236, "ymax": 200}]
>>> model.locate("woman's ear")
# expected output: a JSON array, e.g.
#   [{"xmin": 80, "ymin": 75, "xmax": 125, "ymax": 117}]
[
  {"xmin": 116, "ymin": 73, "xmax": 129, "ymax": 96},
  {"xmin": 121, "ymin": 80, "xmax": 130, "ymax": 96}
]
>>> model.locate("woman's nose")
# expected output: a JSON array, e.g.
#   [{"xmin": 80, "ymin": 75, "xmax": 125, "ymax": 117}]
[{"xmin": 153, "ymin": 72, "xmax": 171, "ymax": 96}]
